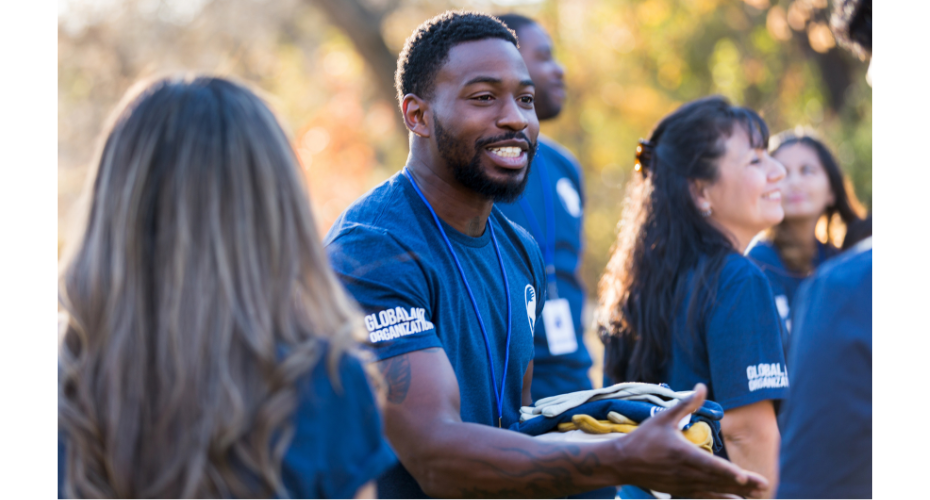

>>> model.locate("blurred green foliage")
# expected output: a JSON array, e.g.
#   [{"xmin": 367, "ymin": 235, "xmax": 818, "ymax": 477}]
[{"xmin": 59, "ymin": 0, "xmax": 871, "ymax": 298}]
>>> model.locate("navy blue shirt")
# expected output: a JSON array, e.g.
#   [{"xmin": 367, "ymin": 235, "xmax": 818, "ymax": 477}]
[
  {"xmin": 58, "ymin": 347, "xmax": 395, "ymax": 498},
  {"xmin": 748, "ymin": 239, "xmax": 838, "ymax": 349},
  {"xmin": 606, "ymin": 254, "xmax": 788, "ymax": 409},
  {"xmin": 324, "ymin": 172, "xmax": 546, "ymax": 499},
  {"xmin": 661, "ymin": 254, "xmax": 789, "ymax": 412},
  {"xmin": 604, "ymin": 254, "xmax": 788, "ymax": 459},
  {"xmin": 497, "ymin": 138, "xmax": 593, "ymax": 401},
  {"xmin": 281, "ymin": 349, "xmax": 397, "ymax": 498},
  {"xmin": 777, "ymin": 238, "xmax": 872, "ymax": 499}
]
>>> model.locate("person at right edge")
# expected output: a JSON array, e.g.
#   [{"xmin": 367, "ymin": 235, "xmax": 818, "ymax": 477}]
[
  {"xmin": 776, "ymin": 0, "xmax": 872, "ymax": 497},
  {"xmin": 598, "ymin": 96, "xmax": 789, "ymax": 498}
]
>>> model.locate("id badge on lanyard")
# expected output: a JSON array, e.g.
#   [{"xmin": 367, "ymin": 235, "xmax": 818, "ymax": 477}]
[{"xmin": 517, "ymin": 154, "xmax": 578, "ymax": 355}]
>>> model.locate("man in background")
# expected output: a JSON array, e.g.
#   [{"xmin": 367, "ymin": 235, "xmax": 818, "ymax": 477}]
[{"xmin": 496, "ymin": 13, "xmax": 595, "ymax": 404}]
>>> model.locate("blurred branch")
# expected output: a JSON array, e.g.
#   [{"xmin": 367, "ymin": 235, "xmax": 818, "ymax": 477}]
[
  {"xmin": 806, "ymin": 46, "xmax": 853, "ymax": 112},
  {"xmin": 309, "ymin": 0, "xmax": 398, "ymax": 104},
  {"xmin": 793, "ymin": 3, "xmax": 857, "ymax": 112}
]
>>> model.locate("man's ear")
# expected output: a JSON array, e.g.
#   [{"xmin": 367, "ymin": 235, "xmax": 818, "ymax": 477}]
[
  {"xmin": 689, "ymin": 178, "xmax": 713, "ymax": 214},
  {"xmin": 402, "ymin": 94, "xmax": 431, "ymax": 138}
]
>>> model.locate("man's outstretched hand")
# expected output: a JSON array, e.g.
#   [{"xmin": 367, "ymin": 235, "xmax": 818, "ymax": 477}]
[{"xmin": 614, "ymin": 383, "xmax": 768, "ymax": 498}]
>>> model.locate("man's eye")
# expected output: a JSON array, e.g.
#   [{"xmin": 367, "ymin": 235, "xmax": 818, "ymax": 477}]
[
  {"xmin": 519, "ymin": 96, "xmax": 534, "ymax": 104},
  {"xmin": 474, "ymin": 95, "xmax": 494, "ymax": 101}
]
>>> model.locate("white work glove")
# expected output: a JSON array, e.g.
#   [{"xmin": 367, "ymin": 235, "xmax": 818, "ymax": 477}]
[{"xmin": 521, "ymin": 382, "xmax": 694, "ymax": 421}]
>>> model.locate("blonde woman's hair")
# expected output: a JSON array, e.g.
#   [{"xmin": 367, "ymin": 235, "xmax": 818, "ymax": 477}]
[{"xmin": 58, "ymin": 75, "xmax": 367, "ymax": 498}]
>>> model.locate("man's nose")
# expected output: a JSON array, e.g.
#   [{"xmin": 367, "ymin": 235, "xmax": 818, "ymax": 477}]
[{"xmin": 497, "ymin": 97, "xmax": 530, "ymax": 131}]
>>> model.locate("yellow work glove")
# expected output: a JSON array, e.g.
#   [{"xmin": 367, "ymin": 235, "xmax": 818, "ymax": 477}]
[{"xmin": 560, "ymin": 413, "xmax": 714, "ymax": 453}]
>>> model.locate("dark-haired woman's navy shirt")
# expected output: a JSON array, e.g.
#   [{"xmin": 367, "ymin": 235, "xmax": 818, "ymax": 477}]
[
  {"xmin": 658, "ymin": 254, "xmax": 789, "ymax": 416},
  {"xmin": 604, "ymin": 253, "xmax": 789, "ymax": 432},
  {"xmin": 777, "ymin": 239, "xmax": 872, "ymax": 499},
  {"xmin": 58, "ymin": 349, "xmax": 396, "ymax": 499},
  {"xmin": 747, "ymin": 239, "xmax": 838, "ymax": 350}
]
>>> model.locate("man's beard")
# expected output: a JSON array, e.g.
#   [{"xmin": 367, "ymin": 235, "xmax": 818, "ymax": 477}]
[{"xmin": 434, "ymin": 118, "xmax": 537, "ymax": 203}]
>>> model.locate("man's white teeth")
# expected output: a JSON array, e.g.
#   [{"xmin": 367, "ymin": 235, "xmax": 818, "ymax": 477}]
[{"xmin": 488, "ymin": 146, "xmax": 523, "ymax": 158}]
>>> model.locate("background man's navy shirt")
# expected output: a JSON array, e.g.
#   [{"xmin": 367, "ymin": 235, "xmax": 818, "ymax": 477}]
[
  {"xmin": 324, "ymin": 172, "xmax": 546, "ymax": 498},
  {"xmin": 58, "ymin": 347, "xmax": 395, "ymax": 499},
  {"xmin": 497, "ymin": 138, "xmax": 593, "ymax": 401},
  {"xmin": 777, "ymin": 239, "xmax": 872, "ymax": 499}
]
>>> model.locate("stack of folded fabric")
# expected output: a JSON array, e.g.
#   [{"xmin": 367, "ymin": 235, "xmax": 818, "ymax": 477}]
[{"xmin": 510, "ymin": 382, "xmax": 723, "ymax": 454}]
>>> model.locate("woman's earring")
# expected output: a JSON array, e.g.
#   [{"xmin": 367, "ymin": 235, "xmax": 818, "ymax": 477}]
[{"xmin": 701, "ymin": 205, "xmax": 713, "ymax": 217}]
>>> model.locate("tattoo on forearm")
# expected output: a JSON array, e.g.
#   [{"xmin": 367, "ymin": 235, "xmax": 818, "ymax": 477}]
[
  {"xmin": 457, "ymin": 443, "xmax": 604, "ymax": 498},
  {"xmin": 380, "ymin": 354, "xmax": 412, "ymax": 404}
]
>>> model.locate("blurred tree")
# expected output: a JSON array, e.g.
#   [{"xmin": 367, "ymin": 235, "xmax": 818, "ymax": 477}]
[
  {"xmin": 309, "ymin": 0, "xmax": 398, "ymax": 103},
  {"xmin": 59, "ymin": 0, "xmax": 871, "ymax": 308}
]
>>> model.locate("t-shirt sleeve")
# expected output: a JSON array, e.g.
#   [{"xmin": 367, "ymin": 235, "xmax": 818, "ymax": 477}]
[
  {"xmin": 327, "ymin": 225, "xmax": 442, "ymax": 360},
  {"xmin": 283, "ymin": 351, "xmax": 397, "ymax": 499},
  {"xmin": 704, "ymin": 259, "xmax": 789, "ymax": 410}
]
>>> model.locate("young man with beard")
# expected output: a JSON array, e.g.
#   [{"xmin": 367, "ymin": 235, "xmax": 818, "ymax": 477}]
[
  {"xmin": 325, "ymin": 12, "xmax": 767, "ymax": 499},
  {"xmin": 494, "ymin": 13, "xmax": 594, "ymax": 404}
]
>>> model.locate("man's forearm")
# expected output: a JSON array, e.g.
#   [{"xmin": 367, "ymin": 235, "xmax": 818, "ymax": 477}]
[
  {"xmin": 398, "ymin": 419, "xmax": 626, "ymax": 498},
  {"xmin": 377, "ymin": 351, "xmax": 765, "ymax": 499}
]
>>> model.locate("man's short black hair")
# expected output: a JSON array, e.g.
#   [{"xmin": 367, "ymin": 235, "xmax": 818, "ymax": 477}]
[
  {"xmin": 395, "ymin": 11, "xmax": 518, "ymax": 105},
  {"xmin": 496, "ymin": 13, "xmax": 537, "ymax": 36}
]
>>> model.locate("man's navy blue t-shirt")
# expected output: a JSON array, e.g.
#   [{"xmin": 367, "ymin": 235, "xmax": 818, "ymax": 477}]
[
  {"xmin": 497, "ymin": 139, "xmax": 593, "ymax": 401},
  {"xmin": 777, "ymin": 238, "xmax": 872, "ymax": 499},
  {"xmin": 747, "ymin": 239, "xmax": 838, "ymax": 350},
  {"xmin": 324, "ymin": 172, "xmax": 546, "ymax": 499},
  {"xmin": 58, "ymin": 347, "xmax": 396, "ymax": 498}
]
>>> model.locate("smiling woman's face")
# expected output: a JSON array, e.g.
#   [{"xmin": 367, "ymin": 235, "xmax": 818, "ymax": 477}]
[{"xmin": 700, "ymin": 126, "xmax": 787, "ymax": 249}]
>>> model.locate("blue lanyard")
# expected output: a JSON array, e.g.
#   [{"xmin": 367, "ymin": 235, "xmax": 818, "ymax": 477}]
[
  {"xmin": 517, "ymin": 153, "xmax": 558, "ymax": 298},
  {"xmin": 403, "ymin": 168, "xmax": 513, "ymax": 428}
]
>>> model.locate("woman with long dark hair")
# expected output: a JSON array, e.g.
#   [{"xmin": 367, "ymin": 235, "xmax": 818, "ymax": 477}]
[
  {"xmin": 57, "ymin": 76, "xmax": 395, "ymax": 498},
  {"xmin": 747, "ymin": 130, "xmax": 864, "ymax": 343},
  {"xmin": 598, "ymin": 96, "xmax": 788, "ymax": 498}
]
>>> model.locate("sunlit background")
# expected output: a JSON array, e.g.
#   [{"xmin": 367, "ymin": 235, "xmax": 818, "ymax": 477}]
[{"xmin": 59, "ymin": 0, "xmax": 871, "ymax": 383}]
